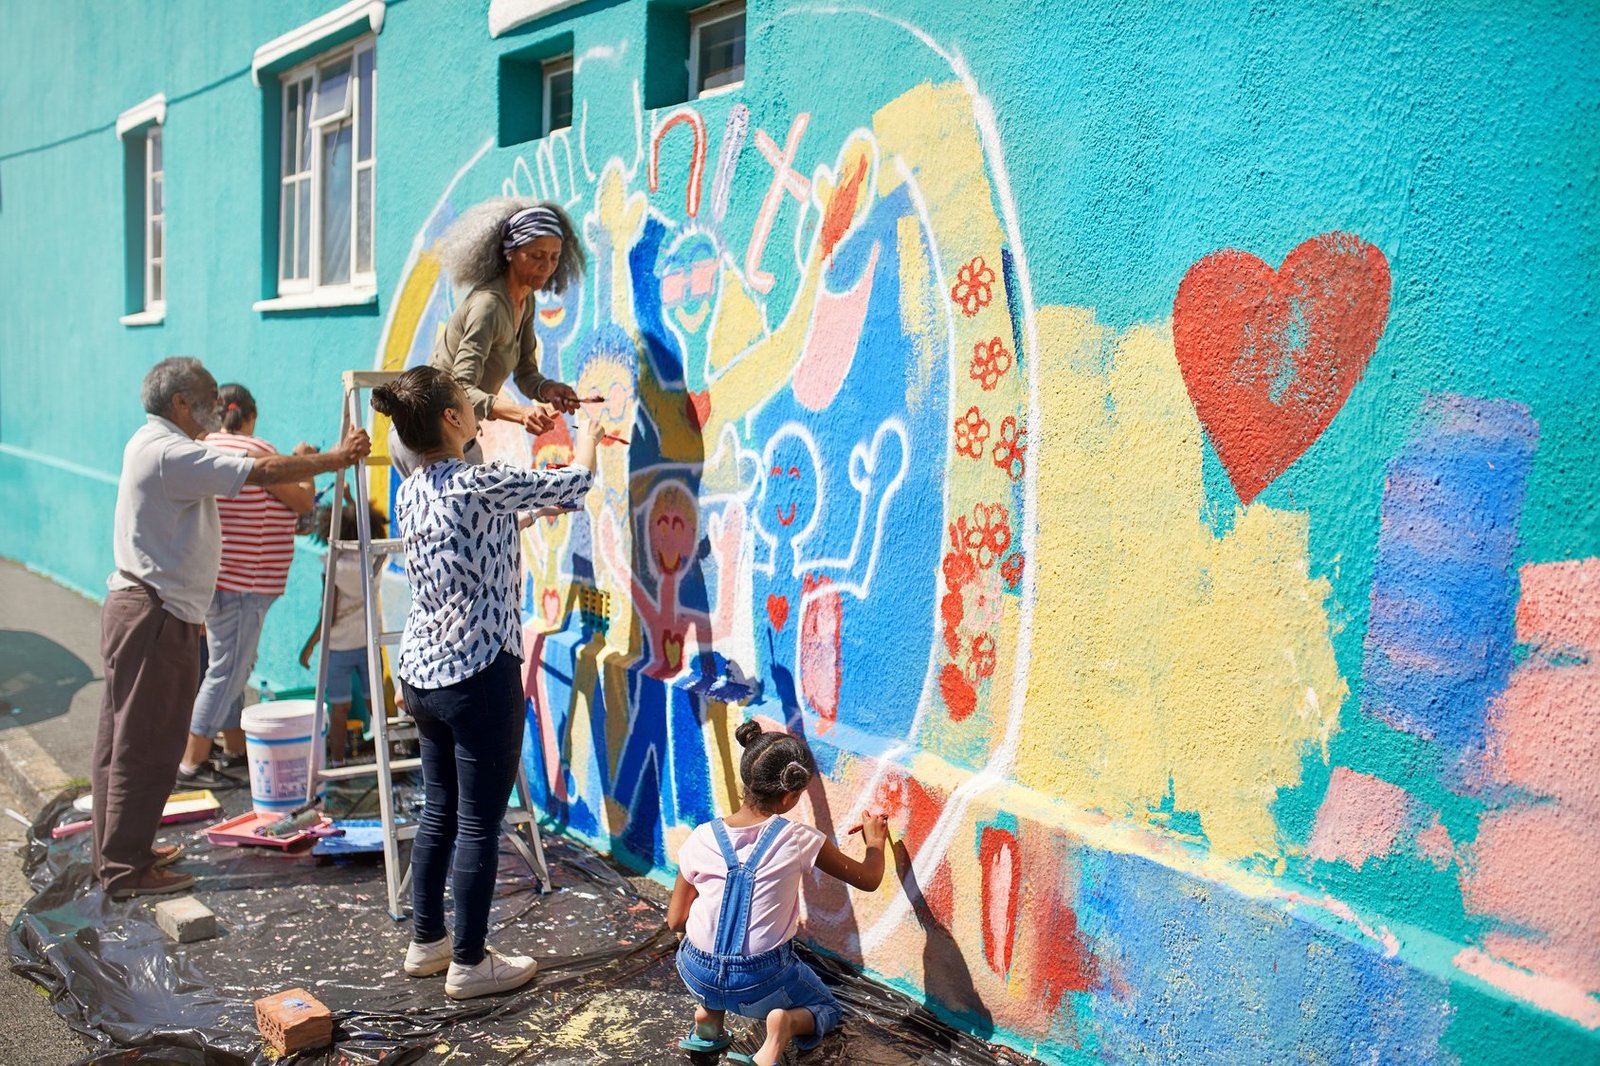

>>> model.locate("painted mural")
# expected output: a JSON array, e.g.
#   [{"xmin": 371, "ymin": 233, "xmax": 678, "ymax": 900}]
[{"xmin": 365, "ymin": 10, "xmax": 1600, "ymax": 1063}]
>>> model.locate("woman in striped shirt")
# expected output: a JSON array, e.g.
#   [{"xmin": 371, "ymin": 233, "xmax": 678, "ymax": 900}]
[{"xmin": 176, "ymin": 384, "xmax": 315, "ymax": 787}]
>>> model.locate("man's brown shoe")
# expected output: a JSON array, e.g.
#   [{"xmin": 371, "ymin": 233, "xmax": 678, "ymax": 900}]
[
  {"xmin": 108, "ymin": 868, "xmax": 195, "ymax": 900},
  {"xmin": 151, "ymin": 845, "xmax": 184, "ymax": 868}
]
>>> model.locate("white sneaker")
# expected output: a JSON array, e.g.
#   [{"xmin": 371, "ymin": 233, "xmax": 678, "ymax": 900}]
[
  {"xmin": 404, "ymin": 936, "xmax": 452, "ymax": 977},
  {"xmin": 444, "ymin": 947, "xmax": 539, "ymax": 999}
]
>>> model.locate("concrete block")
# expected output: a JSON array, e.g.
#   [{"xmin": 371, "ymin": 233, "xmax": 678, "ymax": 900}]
[{"xmin": 152, "ymin": 896, "xmax": 217, "ymax": 943}]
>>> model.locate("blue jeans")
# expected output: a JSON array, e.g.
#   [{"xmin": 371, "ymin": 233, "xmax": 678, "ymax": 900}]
[
  {"xmin": 325, "ymin": 647, "xmax": 371, "ymax": 710},
  {"xmin": 402, "ymin": 650, "xmax": 526, "ymax": 965},
  {"xmin": 190, "ymin": 589, "xmax": 276, "ymax": 737},
  {"xmin": 676, "ymin": 940, "xmax": 841, "ymax": 1050}
]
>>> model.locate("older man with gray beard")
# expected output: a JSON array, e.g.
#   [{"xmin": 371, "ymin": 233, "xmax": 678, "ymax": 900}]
[{"xmin": 94, "ymin": 357, "xmax": 369, "ymax": 899}]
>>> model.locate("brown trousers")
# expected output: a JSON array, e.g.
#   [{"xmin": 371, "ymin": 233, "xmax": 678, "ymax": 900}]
[{"xmin": 91, "ymin": 585, "xmax": 201, "ymax": 891}]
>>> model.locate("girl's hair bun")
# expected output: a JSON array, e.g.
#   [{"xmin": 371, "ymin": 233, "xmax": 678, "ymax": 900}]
[
  {"xmin": 734, "ymin": 719, "xmax": 764, "ymax": 747},
  {"xmin": 369, "ymin": 384, "xmax": 398, "ymax": 417},
  {"xmin": 779, "ymin": 760, "xmax": 811, "ymax": 791}
]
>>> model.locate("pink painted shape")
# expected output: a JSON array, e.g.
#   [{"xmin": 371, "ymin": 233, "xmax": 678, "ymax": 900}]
[
  {"xmin": 1307, "ymin": 767, "xmax": 1415, "ymax": 869},
  {"xmin": 1516, "ymin": 557, "xmax": 1600, "ymax": 656},
  {"xmin": 1454, "ymin": 947, "xmax": 1600, "ymax": 1030},
  {"xmin": 1463, "ymin": 799, "xmax": 1600, "ymax": 994},
  {"xmin": 793, "ymin": 243, "xmax": 880, "ymax": 412},
  {"xmin": 1464, "ymin": 561, "xmax": 1600, "ymax": 997},
  {"xmin": 1414, "ymin": 814, "xmax": 1455, "ymax": 870},
  {"xmin": 522, "ymin": 624, "xmax": 569, "ymax": 805},
  {"xmin": 1482, "ymin": 662, "xmax": 1600, "ymax": 816}
]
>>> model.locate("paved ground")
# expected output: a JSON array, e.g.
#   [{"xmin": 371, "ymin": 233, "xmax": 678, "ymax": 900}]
[
  {"xmin": 0, "ymin": 770, "xmax": 94, "ymax": 1065},
  {"xmin": 0, "ymin": 560, "xmax": 101, "ymax": 800},
  {"xmin": 0, "ymin": 560, "xmax": 100, "ymax": 1064}
]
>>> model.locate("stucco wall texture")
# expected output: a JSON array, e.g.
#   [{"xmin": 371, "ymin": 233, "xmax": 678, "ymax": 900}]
[{"xmin": 2, "ymin": 2, "xmax": 1597, "ymax": 1063}]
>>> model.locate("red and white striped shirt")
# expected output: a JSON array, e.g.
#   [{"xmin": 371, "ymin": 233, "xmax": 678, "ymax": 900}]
[{"xmin": 207, "ymin": 432, "xmax": 298, "ymax": 595}]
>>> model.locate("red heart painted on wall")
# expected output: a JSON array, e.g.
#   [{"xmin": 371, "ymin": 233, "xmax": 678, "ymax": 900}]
[
  {"xmin": 1173, "ymin": 232, "xmax": 1391, "ymax": 503},
  {"xmin": 766, "ymin": 594, "xmax": 789, "ymax": 633},
  {"xmin": 685, "ymin": 390, "xmax": 712, "ymax": 430}
]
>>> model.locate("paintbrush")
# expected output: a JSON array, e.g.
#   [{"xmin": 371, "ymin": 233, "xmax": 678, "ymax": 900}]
[{"xmin": 602, "ymin": 433, "xmax": 630, "ymax": 446}]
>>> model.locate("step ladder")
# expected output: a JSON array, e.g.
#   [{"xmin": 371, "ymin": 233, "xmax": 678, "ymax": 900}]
[{"xmin": 303, "ymin": 369, "xmax": 552, "ymax": 919}]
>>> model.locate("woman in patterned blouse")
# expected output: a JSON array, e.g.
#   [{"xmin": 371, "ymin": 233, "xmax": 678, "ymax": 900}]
[{"xmin": 371, "ymin": 365, "xmax": 603, "ymax": 1000}]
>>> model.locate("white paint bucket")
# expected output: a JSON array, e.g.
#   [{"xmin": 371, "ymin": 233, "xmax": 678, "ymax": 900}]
[{"xmin": 240, "ymin": 701, "xmax": 324, "ymax": 815}]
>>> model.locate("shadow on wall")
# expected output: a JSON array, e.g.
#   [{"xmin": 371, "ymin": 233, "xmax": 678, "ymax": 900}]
[{"xmin": 0, "ymin": 630, "xmax": 95, "ymax": 730}]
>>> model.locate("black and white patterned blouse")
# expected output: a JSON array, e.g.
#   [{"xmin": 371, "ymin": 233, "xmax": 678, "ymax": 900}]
[{"xmin": 395, "ymin": 458, "xmax": 593, "ymax": 689}]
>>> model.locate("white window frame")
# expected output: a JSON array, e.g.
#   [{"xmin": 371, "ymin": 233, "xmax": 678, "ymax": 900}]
[
  {"xmin": 274, "ymin": 36, "xmax": 376, "ymax": 299},
  {"xmin": 542, "ymin": 55, "xmax": 574, "ymax": 136},
  {"xmin": 144, "ymin": 128, "xmax": 165, "ymax": 316},
  {"xmin": 116, "ymin": 94, "xmax": 167, "ymax": 326},
  {"xmin": 688, "ymin": 0, "xmax": 745, "ymax": 101}
]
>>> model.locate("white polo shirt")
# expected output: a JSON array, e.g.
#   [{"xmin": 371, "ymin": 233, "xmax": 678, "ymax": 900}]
[{"xmin": 106, "ymin": 416, "xmax": 255, "ymax": 624}]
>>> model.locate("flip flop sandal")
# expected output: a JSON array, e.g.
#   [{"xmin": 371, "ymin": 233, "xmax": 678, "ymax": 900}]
[
  {"xmin": 725, "ymin": 1055, "xmax": 758, "ymax": 1065},
  {"xmin": 678, "ymin": 1027, "xmax": 733, "ymax": 1054}
]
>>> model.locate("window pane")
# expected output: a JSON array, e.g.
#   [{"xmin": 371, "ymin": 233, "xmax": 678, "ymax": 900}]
[
  {"xmin": 281, "ymin": 184, "xmax": 297, "ymax": 279},
  {"xmin": 299, "ymin": 82, "xmax": 314, "ymax": 169},
  {"xmin": 284, "ymin": 82, "xmax": 301, "ymax": 175},
  {"xmin": 356, "ymin": 168, "xmax": 373, "ymax": 274},
  {"xmin": 320, "ymin": 124, "xmax": 353, "ymax": 285},
  {"xmin": 698, "ymin": 14, "xmax": 745, "ymax": 92},
  {"xmin": 149, "ymin": 128, "xmax": 162, "ymax": 171},
  {"xmin": 296, "ymin": 179, "xmax": 311, "ymax": 280},
  {"xmin": 312, "ymin": 58, "xmax": 352, "ymax": 124},
  {"xmin": 547, "ymin": 67, "xmax": 573, "ymax": 131},
  {"xmin": 150, "ymin": 262, "xmax": 162, "ymax": 304},
  {"xmin": 356, "ymin": 49, "xmax": 374, "ymax": 161},
  {"xmin": 151, "ymin": 174, "xmax": 163, "ymax": 216},
  {"xmin": 150, "ymin": 219, "xmax": 162, "ymax": 260}
]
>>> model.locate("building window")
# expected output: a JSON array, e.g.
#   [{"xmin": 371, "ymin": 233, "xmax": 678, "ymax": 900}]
[
  {"xmin": 117, "ymin": 93, "xmax": 166, "ymax": 325},
  {"xmin": 543, "ymin": 56, "xmax": 574, "ymax": 135},
  {"xmin": 144, "ymin": 129, "xmax": 166, "ymax": 312},
  {"xmin": 689, "ymin": 1, "xmax": 744, "ymax": 99},
  {"xmin": 278, "ymin": 37, "xmax": 375, "ymax": 295}
]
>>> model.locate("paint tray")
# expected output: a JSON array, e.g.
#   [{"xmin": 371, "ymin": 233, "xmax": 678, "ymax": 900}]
[
  {"xmin": 310, "ymin": 818, "xmax": 385, "ymax": 855},
  {"xmin": 205, "ymin": 810, "xmax": 332, "ymax": 849},
  {"xmin": 70, "ymin": 789, "xmax": 222, "ymax": 824}
]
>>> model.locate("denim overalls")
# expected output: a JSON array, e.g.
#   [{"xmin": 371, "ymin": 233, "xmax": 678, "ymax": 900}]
[{"xmin": 676, "ymin": 817, "xmax": 841, "ymax": 1049}]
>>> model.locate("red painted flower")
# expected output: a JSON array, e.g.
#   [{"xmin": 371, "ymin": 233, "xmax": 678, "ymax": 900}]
[
  {"xmin": 951, "ymin": 256, "xmax": 996, "ymax": 317},
  {"xmin": 943, "ymin": 549, "xmax": 977, "ymax": 592},
  {"xmin": 968, "ymin": 634, "xmax": 997, "ymax": 681},
  {"xmin": 993, "ymin": 416, "xmax": 1026, "ymax": 482},
  {"xmin": 970, "ymin": 337, "xmax": 1012, "ymax": 391},
  {"xmin": 1001, "ymin": 552, "xmax": 1025, "ymax": 590},
  {"xmin": 941, "ymin": 663, "xmax": 977, "ymax": 721},
  {"xmin": 958, "ymin": 503, "xmax": 1012, "ymax": 570},
  {"xmin": 954, "ymin": 406, "xmax": 991, "ymax": 459}
]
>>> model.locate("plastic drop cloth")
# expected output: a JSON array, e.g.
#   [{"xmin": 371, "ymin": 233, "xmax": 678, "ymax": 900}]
[{"xmin": 9, "ymin": 787, "xmax": 1042, "ymax": 1065}]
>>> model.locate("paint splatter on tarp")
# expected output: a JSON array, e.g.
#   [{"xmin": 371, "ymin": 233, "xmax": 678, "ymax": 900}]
[{"xmin": 9, "ymin": 788, "xmax": 1045, "ymax": 1065}]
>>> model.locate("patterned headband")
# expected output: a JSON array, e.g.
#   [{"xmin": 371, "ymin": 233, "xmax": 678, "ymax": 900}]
[{"xmin": 502, "ymin": 206, "xmax": 564, "ymax": 254}]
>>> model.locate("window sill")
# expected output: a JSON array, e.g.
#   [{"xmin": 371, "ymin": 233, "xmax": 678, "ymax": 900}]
[
  {"xmin": 120, "ymin": 309, "xmax": 166, "ymax": 327},
  {"xmin": 253, "ymin": 287, "xmax": 377, "ymax": 313},
  {"xmin": 691, "ymin": 79, "xmax": 745, "ymax": 102}
]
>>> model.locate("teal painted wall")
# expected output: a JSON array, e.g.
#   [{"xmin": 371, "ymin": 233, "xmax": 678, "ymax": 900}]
[{"xmin": 3, "ymin": 1, "xmax": 1597, "ymax": 1062}]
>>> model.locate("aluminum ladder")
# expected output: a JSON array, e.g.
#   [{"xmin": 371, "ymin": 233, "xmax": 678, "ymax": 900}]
[{"xmin": 304, "ymin": 370, "xmax": 552, "ymax": 919}]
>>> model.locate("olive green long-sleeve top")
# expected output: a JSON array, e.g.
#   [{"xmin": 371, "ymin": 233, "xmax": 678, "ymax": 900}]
[{"xmin": 427, "ymin": 275, "xmax": 552, "ymax": 420}]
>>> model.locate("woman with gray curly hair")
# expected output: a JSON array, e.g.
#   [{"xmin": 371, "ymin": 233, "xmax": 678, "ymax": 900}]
[{"xmin": 389, "ymin": 200, "xmax": 589, "ymax": 476}]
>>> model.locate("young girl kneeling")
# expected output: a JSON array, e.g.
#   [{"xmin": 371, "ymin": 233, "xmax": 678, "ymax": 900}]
[{"xmin": 667, "ymin": 720, "xmax": 888, "ymax": 1064}]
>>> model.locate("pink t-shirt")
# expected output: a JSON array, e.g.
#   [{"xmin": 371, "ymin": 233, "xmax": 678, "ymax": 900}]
[{"xmin": 677, "ymin": 817, "xmax": 827, "ymax": 955}]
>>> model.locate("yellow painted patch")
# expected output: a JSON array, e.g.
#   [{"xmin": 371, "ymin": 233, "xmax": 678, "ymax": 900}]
[{"xmin": 1018, "ymin": 307, "xmax": 1345, "ymax": 861}]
